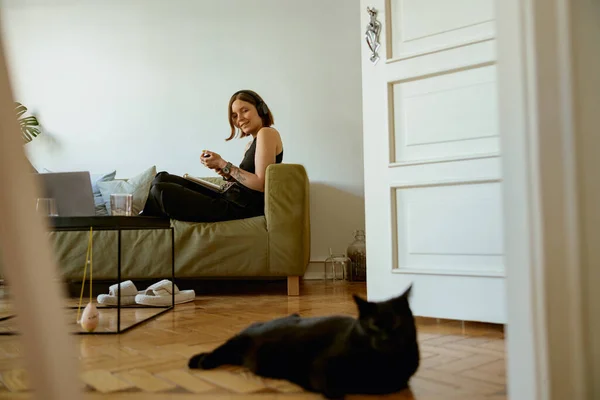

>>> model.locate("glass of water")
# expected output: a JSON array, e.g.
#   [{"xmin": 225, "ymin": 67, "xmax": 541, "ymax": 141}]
[
  {"xmin": 110, "ymin": 193, "xmax": 133, "ymax": 216},
  {"xmin": 36, "ymin": 198, "xmax": 58, "ymax": 217}
]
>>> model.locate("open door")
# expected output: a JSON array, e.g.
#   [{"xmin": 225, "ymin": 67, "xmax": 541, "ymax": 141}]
[{"xmin": 360, "ymin": 0, "xmax": 505, "ymax": 323}]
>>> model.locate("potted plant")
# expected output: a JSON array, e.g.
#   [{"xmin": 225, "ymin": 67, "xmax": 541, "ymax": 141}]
[
  {"xmin": 15, "ymin": 102, "xmax": 41, "ymax": 171},
  {"xmin": 15, "ymin": 102, "xmax": 41, "ymax": 143}
]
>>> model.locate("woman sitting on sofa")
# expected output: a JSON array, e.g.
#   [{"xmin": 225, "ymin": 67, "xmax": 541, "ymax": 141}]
[{"xmin": 140, "ymin": 90, "xmax": 284, "ymax": 222}]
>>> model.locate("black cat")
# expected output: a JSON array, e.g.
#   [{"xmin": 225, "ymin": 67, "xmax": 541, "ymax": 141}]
[{"xmin": 188, "ymin": 285, "xmax": 419, "ymax": 399}]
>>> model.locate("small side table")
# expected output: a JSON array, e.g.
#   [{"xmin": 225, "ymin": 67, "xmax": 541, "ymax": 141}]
[
  {"xmin": 47, "ymin": 216, "xmax": 174, "ymax": 335},
  {"xmin": 0, "ymin": 216, "xmax": 175, "ymax": 335}
]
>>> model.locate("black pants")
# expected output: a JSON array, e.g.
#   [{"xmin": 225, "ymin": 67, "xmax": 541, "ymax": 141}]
[{"xmin": 141, "ymin": 172, "xmax": 263, "ymax": 222}]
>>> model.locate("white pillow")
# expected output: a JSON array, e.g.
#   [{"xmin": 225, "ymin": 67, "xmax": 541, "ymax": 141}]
[
  {"xmin": 97, "ymin": 166, "xmax": 157, "ymax": 215},
  {"xmin": 91, "ymin": 171, "xmax": 117, "ymax": 215}
]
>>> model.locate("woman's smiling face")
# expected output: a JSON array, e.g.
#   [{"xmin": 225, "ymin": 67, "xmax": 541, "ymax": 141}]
[{"xmin": 231, "ymin": 99, "xmax": 262, "ymax": 135}]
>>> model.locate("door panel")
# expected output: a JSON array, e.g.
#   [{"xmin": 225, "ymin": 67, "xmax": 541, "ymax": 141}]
[
  {"xmin": 394, "ymin": 181, "xmax": 504, "ymax": 275},
  {"xmin": 389, "ymin": 0, "xmax": 495, "ymax": 59},
  {"xmin": 392, "ymin": 65, "xmax": 499, "ymax": 161}
]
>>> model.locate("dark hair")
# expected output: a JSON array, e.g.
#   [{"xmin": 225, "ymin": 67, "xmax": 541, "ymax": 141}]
[{"xmin": 226, "ymin": 90, "xmax": 274, "ymax": 141}]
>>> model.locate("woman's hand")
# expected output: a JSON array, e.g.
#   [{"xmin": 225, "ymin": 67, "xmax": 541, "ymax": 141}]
[
  {"xmin": 219, "ymin": 127, "xmax": 281, "ymax": 192},
  {"xmin": 200, "ymin": 150, "xmax": 226, "ymax": 170}
]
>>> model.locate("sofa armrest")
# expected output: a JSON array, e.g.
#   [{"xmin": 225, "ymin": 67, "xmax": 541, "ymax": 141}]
[{"xmin": 264, "ymin": 164, "xmax": 310, "ymax": 276}]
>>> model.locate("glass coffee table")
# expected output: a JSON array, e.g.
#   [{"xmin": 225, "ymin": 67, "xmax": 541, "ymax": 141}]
[
  {"xmin": 0, "ymin": 216, "xmax": 175, "ymax": 335},
  {"xmin": 50, "ymin": 216, "xmax": 175, "ymax": 334}
]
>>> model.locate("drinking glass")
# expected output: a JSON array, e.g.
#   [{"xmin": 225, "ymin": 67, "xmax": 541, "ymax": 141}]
[
  {"xmin": 36, "ymin": 198, "xmax": 58, "ymax": 217},
  {"xmin": 110, "ymin": 193, "xmax": 133, "ymax": 216}
]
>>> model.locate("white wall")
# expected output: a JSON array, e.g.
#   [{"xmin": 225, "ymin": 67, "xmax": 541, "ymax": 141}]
[{"xmin": 0, "ymin": 0, "xmax": 365, "ymax": 265}]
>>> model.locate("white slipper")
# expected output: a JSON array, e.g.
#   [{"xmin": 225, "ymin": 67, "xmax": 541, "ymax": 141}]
[
  {"xmin": 135, "ymin": 279, "xmax": 195, "ymax": 306},
  {"xmin": 97, "ymin": 280, "xmax": 140, "ymax": 306}
]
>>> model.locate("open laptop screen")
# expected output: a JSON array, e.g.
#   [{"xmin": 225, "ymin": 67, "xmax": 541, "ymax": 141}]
[{"xmin": 35, "ymin": 171, "xmax": 96, "ymax": 217}]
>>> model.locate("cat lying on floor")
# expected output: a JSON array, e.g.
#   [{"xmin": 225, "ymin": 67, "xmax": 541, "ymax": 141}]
[{"xmin": 188, "ymin": 285, "xmax": 419, "ymax": 399}]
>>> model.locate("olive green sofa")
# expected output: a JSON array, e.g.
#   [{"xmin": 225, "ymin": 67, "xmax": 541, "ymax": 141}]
[{"xmin": 12, "ymin": 164, "xmax": 311, "ymax": 295}]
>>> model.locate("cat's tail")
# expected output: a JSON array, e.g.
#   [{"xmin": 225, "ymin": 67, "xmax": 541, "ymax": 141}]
[
  {"xmin": 188, "ymin": 353, "xmax": 209, "ymax": 369},
  {"xmin": 188, "ymin": 352, "xmax": 228, "ymax": 370},
  {"xmin": 188, "ymin": 336, "xmax": 250, "ymax": 370}
]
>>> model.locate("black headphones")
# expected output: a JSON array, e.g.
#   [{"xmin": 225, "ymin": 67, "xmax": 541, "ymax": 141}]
[{"xmin": 233, "ymin": 90, "xmax": 269, "ymax": 117}]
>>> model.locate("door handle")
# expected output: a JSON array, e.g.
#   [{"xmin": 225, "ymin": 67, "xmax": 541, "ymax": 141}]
[{"xmin": 365, "ymin": 7, "xmax": 382, "ymax": 65}]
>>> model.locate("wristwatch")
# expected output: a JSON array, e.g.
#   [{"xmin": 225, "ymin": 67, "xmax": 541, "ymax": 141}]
[{"xmin": 222, "ymin": 161, "xmax": 233, "ymax": 175}]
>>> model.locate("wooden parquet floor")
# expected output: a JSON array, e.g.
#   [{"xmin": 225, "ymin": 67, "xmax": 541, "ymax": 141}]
[{"xmin": 0, "ymin": 281, "xmax": 506, "ymax": 399}]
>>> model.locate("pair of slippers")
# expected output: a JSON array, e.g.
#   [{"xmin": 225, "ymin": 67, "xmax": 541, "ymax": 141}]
[{"xmin": 97, "ymin": 279, "xmax": 195, "ymax": 307}]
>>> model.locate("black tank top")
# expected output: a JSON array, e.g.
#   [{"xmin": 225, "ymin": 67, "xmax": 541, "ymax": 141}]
[
  {"xmin": 239, "ymin": 137, "xmax": 284, "ymax": 173},
  {"xmin": 227, "ymin": 137, "xmax": 283, "ymax": 212}
]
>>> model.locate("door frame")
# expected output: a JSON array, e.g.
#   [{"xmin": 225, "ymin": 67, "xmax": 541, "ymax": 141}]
[{"xmin": 497, "ymin": 0, "xmax": 590, "ymax": 398}]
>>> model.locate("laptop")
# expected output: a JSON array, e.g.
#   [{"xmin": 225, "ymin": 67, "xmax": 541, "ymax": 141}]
[{"xmin": 36, "ymin": 171, "xmax": 96, "ymax": 217}]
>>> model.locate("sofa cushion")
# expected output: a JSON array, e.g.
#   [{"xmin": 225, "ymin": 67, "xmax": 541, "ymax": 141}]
[
  {"xmin": 48, "ymin": 228, "xmax": 173, "ymax": 280},
  {"xmin": 172, "ymin": 216, "xmax": 268, "ymax": 277},
  {"xmin": 45, "ymin": 216, "xmax": 268, "ymax": 280},
  {"xmin": 97, "ymin": 165, "xmax": 157, "ymax": 215}
]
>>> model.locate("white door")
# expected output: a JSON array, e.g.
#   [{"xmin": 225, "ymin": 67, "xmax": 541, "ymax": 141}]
[{"xmin": 360, "ymin": 0, "xmax": 505, "ymax": 323}]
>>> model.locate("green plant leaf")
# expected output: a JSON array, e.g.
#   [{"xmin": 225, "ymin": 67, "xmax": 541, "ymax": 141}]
[
  {"xmin": 14, "ymin": 102, "xmax": 27, "ymax": 118},
  {"xmin": 14, "ymin": 102, "xmax": 41, "ymax": 143},
  {"xmin": 22, "ymin": 131, "xmax": 32, "ymax": 143},
  {"xmin": 20, "ymin": 116, "xmax": 39, "ymax": 126},
  {"xmin": 25, "ymin": 126, "xmax": 40, "ymax": 137}
]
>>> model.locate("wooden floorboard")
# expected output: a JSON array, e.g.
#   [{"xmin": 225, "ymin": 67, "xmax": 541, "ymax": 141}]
[{"xmin": 0, "ymin": 281, "xmax": 506, "ymax": 399}]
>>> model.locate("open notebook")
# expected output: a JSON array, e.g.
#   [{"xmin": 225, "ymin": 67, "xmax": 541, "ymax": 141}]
[{"xmin": 183, "ymin": 174, "xmax": 227, "ymax": 193}]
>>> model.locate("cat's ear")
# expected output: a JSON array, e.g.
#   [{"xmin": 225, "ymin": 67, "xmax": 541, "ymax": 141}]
[
  {"xmin": 390, "ymin": 284, "xmax": 413, "ymax": 310},
  {"xmin": 400, "ymin": 283, "xmax": 413, "ymax": 299},
  {"xmin": 353, "ymin": 294, "xmax": 374, "ymax": 317}
]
